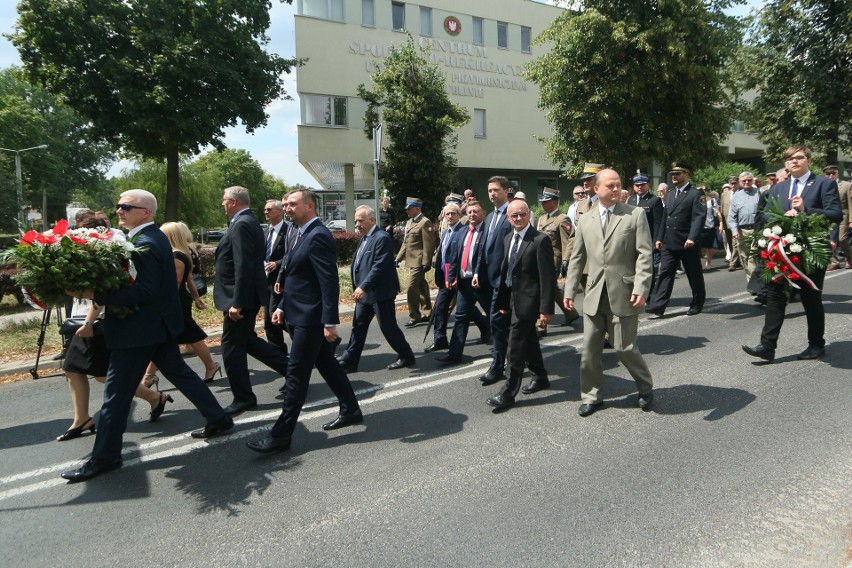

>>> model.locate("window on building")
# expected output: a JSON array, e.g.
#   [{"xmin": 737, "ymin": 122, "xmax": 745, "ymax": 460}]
[
  {"xmin": 300, "ymin": 0, "xmax": 344, "ymax": 22},
  {"xmin": 521, "ymin": 26, "xmax": 531, "ymax": 53},
  {"xmin": 392, "ymin": 2, "xmax": 405, "ymax": 31},
  {"xmin": 472, "ymin": 17, "xmax": 483, "ymax": 45},
  {"xmin": 420, "ymin": 6, "xmax": 432, "ymax": 36},
  {"xmin": 497, "ymin": 21, "xmax": 508, "ymax": 49},
  {"xmin": 362, "ymin": 0, "xmax": 374, "ymax": 26},
  {"xmin": 303, "ymin": 95, "xmax": 348, "ymax": 127},
  {"xmin": 474, "ymin": 109, "xmax": 486, "ymax": 138}
]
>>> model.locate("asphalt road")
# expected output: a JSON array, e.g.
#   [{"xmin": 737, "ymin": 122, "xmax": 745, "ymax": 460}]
[{"xmin": 1, "ymin": 264, "xmax": 850, "ymax": 567}]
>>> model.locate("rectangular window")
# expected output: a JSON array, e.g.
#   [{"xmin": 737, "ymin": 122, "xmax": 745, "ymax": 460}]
[
  {"xmin": 521, "ymin": 26, "xmax": 531, "ymax": 53},
  {"xmin": 392, "ymin": 2, "xmax": 405, "ymax": 31},
  {"xmin": 474, "ymin": 109, "xmax": 486, "ymax": 138},
  {"xmin": 497, "ymin": 22, "xmax": 508, "ymax": 49},
  {"xmin": 303, "ymin": 95, "xmax": 348, "ymax": 127},
  {"xmin": 300, "ymin": 0, "xmax": 344, "ymax": 22},
  {"xmin": 420, "ymin": 6, "xmax": 432, "ymax": 36},
  {"xmin": 472, "ymin": 17, "xmax": 484, "ymax": 45},
  {"xmin": 361, "ymin": 0, "xmax": 374, "ymax": 26}
]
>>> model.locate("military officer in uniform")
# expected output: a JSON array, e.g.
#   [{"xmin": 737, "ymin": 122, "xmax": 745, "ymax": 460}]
[
  {"xmin": 823, "ymin": 165, "xmax": 851, "ymax": 269},
  {"xmin": 535, "ymin": 188, "xmax": 579, "ymax": 336},
  {"xmin": 396, "ymin": 197, "xmax": 437, "ymax": 327},
  {"xmin": 628, "ymin": 173, "xmax": 663, "ymax": 283}
]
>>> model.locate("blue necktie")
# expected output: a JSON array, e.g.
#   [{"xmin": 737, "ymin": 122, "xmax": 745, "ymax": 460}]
[
  {"xmin": 790, "ymin": 179, "xmax": 800, "ymax": 199},
  {"xmin": 265, "ymin": 229, "xmax": 273, "ymax": 261}
]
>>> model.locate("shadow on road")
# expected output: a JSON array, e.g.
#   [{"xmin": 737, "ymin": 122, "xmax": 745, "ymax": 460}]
[{"xmin": 607, "ymin": 383, "xmax": 757, "ymax": 421}]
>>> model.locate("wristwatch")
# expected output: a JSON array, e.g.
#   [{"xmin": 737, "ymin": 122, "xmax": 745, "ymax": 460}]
[{"xmin": 83, "ymin": 321, "xmax": 93, "ymax": 327}]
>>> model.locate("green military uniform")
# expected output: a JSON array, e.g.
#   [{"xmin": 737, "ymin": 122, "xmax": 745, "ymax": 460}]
[
  {"xmin": 536, "ymin": 188, "xmax": 579, "ymax": 334},
  {"xmin": 396, "ymin": 198, "xmax": 437, "ymax": 322}
]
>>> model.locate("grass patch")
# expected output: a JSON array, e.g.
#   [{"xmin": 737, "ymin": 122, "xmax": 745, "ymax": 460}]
[{"xmin": 0, "ymin": 316, "xmax": 64, "ymax": 364}]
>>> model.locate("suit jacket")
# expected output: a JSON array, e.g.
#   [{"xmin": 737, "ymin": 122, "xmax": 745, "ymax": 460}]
[
  {"xmin": 395, "ymin": 214, "xmax": 437, "ymax": 267},
  {"xmin": 351, "ymin": 227, "xmax": 399, "ymax": 305},
  {"xmin": 434, "ymin": 222, "xmax": 465, "ymax": 288},
  {"xmin": 94, "ymin": 224, "xmax": 183, "ymax": 349},
  {"xmin": 656, "ymin": 183, "xmax": 706, "ymax": 249},
  {"xmin": 277, "ymin": 218, "xmax": 340, "ymax": 327},
  {"xmin": 455, "ymin": 222, "xmax": 488, "ymax": 283},
  {"xmin": 760, "ymin": 173, "xmax": 842, "ymax": 223},
  {"xmin": 628, "ymin": 192, "xmax": 663, "ymax": 242},
  {"xmin": 264, "ymin": 221, "xmax": 289, "ymax": 286},
  {"xmin": 565, "ymin": 202, "xmax": 653, "ymax": 317},
  {"xmin": 477, "ymin": 205, "xmax": 512, "ymax": 288},
  {"xmin": 214, "ymin": 210, "xmax": 268, "ymax": 312},
  {"xmin": 536, "ymin": 210, "xmax": 571, "ymax": 268},
  {"xmin": 496, "ymin": 227, "xmax": 556, "ymax": 321},
  {"xmin": 839, "ymin": 180, "xmax": 852, "ymax": 233}
]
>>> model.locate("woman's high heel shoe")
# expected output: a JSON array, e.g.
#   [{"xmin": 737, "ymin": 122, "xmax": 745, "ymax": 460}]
[
  {"xmin": 203, "ymin": 363, "xmax": 222, "ymax": 383},
  {"xmin": 149, "ymin": 393, "xmax": 174, "ymax": 423},
  {"xmin": 142, "ymin": 372, "xmax": 159, "ymax": 391},
  {"xmin": 56, "ymin": 417, "xmax": 96, "ymax": 442}
]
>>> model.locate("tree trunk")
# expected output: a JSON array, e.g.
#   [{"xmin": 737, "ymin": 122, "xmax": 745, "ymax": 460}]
[{"xmin": 165, "ymin": 145, "xmax": 180, "ymax": 221}]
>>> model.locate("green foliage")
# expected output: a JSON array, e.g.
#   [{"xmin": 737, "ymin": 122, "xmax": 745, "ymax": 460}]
[
  {"xmin": 692, "ymin": 161, "xmax": 759, "ymax": 192},
  {"xmin": 0, "ymin": 268, "xmax": 25, "ymax": 305},
  {"xmin": 10, "ymin": 0, "xmax": 300, "ymax": 221},
  {"xmin": 357, "ymin": 36, "xmax": 469, "ymax": 219},
  {"xmin": 525, "ymin": 0, "xmax": 742, "ymax": 174},
  {"xmin": 732, "ymin": 0, "xmax": 852, "ymax": 164},
  {"xmin": 332, "ymin": 231, "xmax": 361, "ymax": 265}
]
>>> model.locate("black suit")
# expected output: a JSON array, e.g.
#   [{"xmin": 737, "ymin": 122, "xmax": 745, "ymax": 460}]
[
  {"xmin": 340, "ymin": 226, "xmax": 414, "ymax": 367},
  {"xmin": 648, "ymin": 183, "xmax": 707, "ymax": 312},
  {"xmin": 263, "ymin": 221, "xmax": 289, "ymax": 351},
  {"xmin": 758, "ymin": 174, "xmax": 842, "ymax": 350},
  {"xmin": 91, "ymin": 224, "xmax": 227, "ymax": 461},
  {"xmin": 477, "ymin": 204, "xmax": 512, "ymax": 375},
  {"xmin": 629, "ymin": 192, "xmax": 664, "ymax": 278},
  {"xmin": 214, "ymin": 209, "xmax": 289, "ymax": 405}
]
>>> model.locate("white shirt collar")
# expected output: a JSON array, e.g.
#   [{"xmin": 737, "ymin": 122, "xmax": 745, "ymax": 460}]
[
  {"xmin": 128, "ymin": 222, "xmax": 155, "ymax": 239},
  {"xmin": 512, "ymin": 225, "xmax": 531, "ymax": 240}
]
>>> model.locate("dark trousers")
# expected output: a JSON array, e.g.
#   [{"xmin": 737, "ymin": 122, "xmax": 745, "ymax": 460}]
[
  {"xmin": 221, "ymin": 306, "xmax": 290, "ymax": 404},
  {"xmin": 342, "ymin": 298, "xmax": 414, "ymax": 367},
  {"xmin": 648, "ymin": 246, "xmax": 705, "ymax": 311},
  {"xmin": 447, "ymin": 278, "xmax": 491, "ymax": 358},
  {"xmin": 263, "ymin": 286, "xmax": 288, "ymax": 353},
  {"xmin": 432, "ymin": 287, "xmax": 455, "ymax": 342},
  {"xmin": 760, "ymin": 268, "xmax": 827, "ymax": 350},
  {"xmin": 507, "ymin": 317, "xmax": 546, "ymax": 377},
  {"xmin": 92, "ymin": 341, "xmax": 226, "ymax": 461},
  {"xmin": 270, "ymin": 325, "xmax": 360, "ymax": 440},
  {"xmin": 488, "ymin": 285, "xmax": 510, "ymax": 373}
]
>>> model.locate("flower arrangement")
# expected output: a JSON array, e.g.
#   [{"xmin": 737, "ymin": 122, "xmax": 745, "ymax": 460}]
[
  {"xmin": 748, "ymin": 199, "xmax": 833, "ymax": 290},
  {"xmin": 11, "ymin": 219, "xmax": 141, "ymax": 311}
]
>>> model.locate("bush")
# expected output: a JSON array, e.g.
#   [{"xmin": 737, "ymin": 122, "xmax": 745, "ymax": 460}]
[
  {"xmin": 0, "ymin": 234, "xmax": 20, "ymax": 249},
  {"xmin": 194, "ymin": 246, "xmax": 217, "ymax": 283},
  {"xmin": 0, "ymin": 268, "xmax": 24, "ymax": 305},
  {"xmin": 333, "ymin": 231, "xmax": 361, "ymax": 264}
]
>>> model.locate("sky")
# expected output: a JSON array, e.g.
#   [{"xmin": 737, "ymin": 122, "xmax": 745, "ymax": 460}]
[{"xmin": 0, "ymin": 1, "xmax": 759, "ymax": 188}]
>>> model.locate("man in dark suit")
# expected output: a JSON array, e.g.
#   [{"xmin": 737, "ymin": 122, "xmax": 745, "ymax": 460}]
[
  {"xmin": 247, "ymin": 189, "xmax": 362, "ymax": 453},
  {"xmin": 474, "ymin": 176, "xmax": 513, "ymax": 385},
  {"xmin": 214, "ymin": 186, "xmax": 290, "ymax": 416},
  {"xmin": 338, "ymin": 205, "xmax": 415, "ymax": 372},
  {"xmin": 425, "ymin": 202, "xmax": 466, "ymax": 353},
  {"xmin": 486, "ymin": 199, "xmax": 555, "ymax": 411},
  {"xmin": 61, "ymin": 189, "xmax": 233, "ymax": 482},
  {"xmin": 743, "ymin": 145, "xmax": 842, "ymax": 362},
  {"xmin": 646, "ymin": 162, "xmax": 707, "ymax": 317},
  {"xmin": 628, "ymin": 173, "xmax": 663, "ymax": 282},
  {"xmin": 262, "ymin": 199, "xmax": 289, "ymax": 353}
]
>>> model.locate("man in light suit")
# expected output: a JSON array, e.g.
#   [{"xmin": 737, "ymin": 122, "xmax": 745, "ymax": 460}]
[
  {"xmin": 486, "ymin": 199, "xmax": 555, "ymax": 411},
  {"xmin": 262, "ymin": 199, "xmax": 289, "ymax": 353},
  {"xmin": 61, "ymin": 189, "xmax": 233, "ymax": 482},
  {"xmin": 564, "ymin": 170, "xmax": 655, "ymax": 417},
  {"xmin": 743, "ymin": 145, "xmax": 842, "ymax": 362},
  {"xmin": 395, "ymin": 197, "xmax": 437, "ymax": 326},
  {"xmin": 425, "ymin": 202, "xmax": 466, "ymax": 353},
  {"xmin": 247, "ymin": 189, "xmax": 362, "ymax": 453},
  {"xmin": 214, "ymin": 186, "xmax": 290, "ymax": 416},
  {"xmin": 338, "ymin": 205, "xmax": 415, "ymax": 372},
  {"xmin": 823, "ymin": 165, "xmax": 851, "ymax": 268}
]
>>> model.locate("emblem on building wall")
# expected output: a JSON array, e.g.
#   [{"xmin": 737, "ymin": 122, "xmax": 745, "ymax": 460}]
[{"xmin": 444, "ymin": 16, "xmax": 461, "ymax": 36}]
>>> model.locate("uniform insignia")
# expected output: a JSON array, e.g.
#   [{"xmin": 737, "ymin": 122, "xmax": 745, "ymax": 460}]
[{"xmin": 699, "ymin": 195, "xmax": 707, "ymax": 206}]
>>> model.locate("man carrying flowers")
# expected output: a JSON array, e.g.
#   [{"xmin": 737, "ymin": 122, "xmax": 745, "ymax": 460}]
[{"xmin": 742, "ymin": 145, "xmax": 842, "ymax": 363}]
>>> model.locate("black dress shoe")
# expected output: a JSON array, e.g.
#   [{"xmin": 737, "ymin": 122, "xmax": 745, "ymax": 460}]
[
  {"xmin": 424, "ymin": 339, "xmax": 449, "ymax": 353},
  {"xmin": 796, "ymin": 345, "xmax": 825, "ymax": 360},
  {"xmin": 686, "ymin": 307, "xmax": 702, "ymax": 316},
  {"xmin": 387, "ymin": 356, "xmax": 415, "ymax": 370},
  {"xmin": 521, "ymin": 377, "xmax": 550, "ymax": 395},
  {"xmin": 479, "ymin": 371, "xmax": 506, "ymax": 386},
  {"xmin": 191, "ymin": 415, "xmax": 234, "ymax": 439},
  {"xmin": 578, "ymin": 401, "xmax": 603, "ymax": 417},
  {"xmin": 638, "ymin": 391, "xmax": 654, "ymax": 411},
  {"xmin": 61, "ymin": 457, "xmax": 122, "ymax": 482},
  {"xmin": 246, "ymin": 436, "xmax": 291, "ymax": 454},
  {"xmin": 337, "ymin": 359, "xmax": 358, "ymax": 373},
  {"xmin": 486, "ymin": 393, "xmax": 515, "ymax": 411},
  {"xmin": 754, "ymin": 294, "xmax": 767, "ymax": 305},
  {"xmin": 404, "ymin": 318, "xmax": 427, "ymax": 327},
  {"xmin": 742, "ymin": 344, "xmax": 775, "ymax": 362},
  {"xmin": 223, "ymin": 400, "xmax": 258, "ymax": 416},
  {"xmin": 436, "ymin": 354, "xmax": 462, "ymax": 364},
  {"xmin": 322, "ymin": 410, "xmax": 364, "ymax": 430},
  {"xmin": 562, "ymin": 313, "xmax": 580, "ymax": 326},
  {"xmin": 645, "ymin": 307, "xmax": 665, "ymax": 317}
]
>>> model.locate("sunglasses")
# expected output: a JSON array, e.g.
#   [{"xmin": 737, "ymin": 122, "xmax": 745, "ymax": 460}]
[{"xmin": 116, "ymin": 203, "xmax": 148, "ymax": 211}]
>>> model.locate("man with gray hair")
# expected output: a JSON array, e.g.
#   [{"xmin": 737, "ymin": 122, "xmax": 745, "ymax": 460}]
[
  {"xmin": 426, "ymin": 202, "xmax": 465, "ymax": 353},
  {"xmin": 727, "ymin": 171, "xmax": 761, "ymax": 285},
  {"xmin": 262, "ymin": 198, "xmax": 289, "ymax": 352}
]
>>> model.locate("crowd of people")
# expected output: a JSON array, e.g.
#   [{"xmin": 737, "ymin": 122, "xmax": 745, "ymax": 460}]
[{"xmin": 56, "ymin": 143, "xmax": 848, "ymax": 482}]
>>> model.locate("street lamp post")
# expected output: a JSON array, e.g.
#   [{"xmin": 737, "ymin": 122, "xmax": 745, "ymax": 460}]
[{"xmin": 0, "ymin": 144, "xmax": 49, "ymax": 227}]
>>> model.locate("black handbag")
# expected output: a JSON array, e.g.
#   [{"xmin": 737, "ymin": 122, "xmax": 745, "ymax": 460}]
[
  {"xmin": 59, "ymin": 316, "xmax": 104, "ymax": 336},
  {"xmin": 192, "ymin": 273, "xmax": 207, "ymax": 296}
]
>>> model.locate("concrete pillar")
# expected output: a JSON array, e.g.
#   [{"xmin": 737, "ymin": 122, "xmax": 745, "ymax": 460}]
[{"xmin": 344, "ymin": 163, "xmax": 355, "ymax": 232}]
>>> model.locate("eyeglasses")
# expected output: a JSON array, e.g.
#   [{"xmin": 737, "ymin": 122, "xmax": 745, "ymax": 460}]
[
  {"xmin": 741, "ymin": 178, "xmax": 753, "ymax": 182},
  {"xmin": 263, "ymin": 208, "xmax": 274, "ymax": 212},
  {"xmin": 509, "ymin": 213, "xmax": 529, "ymax": 219},
  {"xmin": 785, "ymin": 155, "xmax": 808, "ymax": 162},
  {"xmin": 116, "ymin": 203, "xmax": 148, "ymax": 211},
  {"xmin": 573, "ymin": 191, "xmax": 587, "ymax": 196}
]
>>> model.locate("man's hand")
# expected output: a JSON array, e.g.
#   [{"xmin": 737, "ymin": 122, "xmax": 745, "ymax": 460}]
[
  {"xmin": 789, "ymin": 195, "xmax": 805, "ymax": 213},
  {"xmin": 194, "ymin": 298, "xmax": 206, "ymax": 310},
  {"xmin": 353, "ymin": 287, "xmax": 366, "ymax": 303},
  {"xmin": 423, "ymin": 263, "xmax": 432, "ymax": 272},
  {"xmin": 560, "ymin": 261, "xmax": 568, "ymax": 277},
  {"xmin": 271, "ymin": 309, "xmax": 284, "ymax": 325},
  {"xmin": 447, "ymin": 279, "xmax": 457, "ymax": 290},
  {"xmin": 684, "ymin": 239, "xmax": 695, "ymax": 248},
  {"xmin": 76, "ymin": 323, "xmax": 94, "ymax": 338},
  {"xmin": 324, "ymin": 326, "xmax": 338, "ymax": 342},
  {"xmin": 228, "ymin": 306, "xmax": 244, "ymax": 321},
  {"xmin": 655, "ymin": 240, "xmax": 663, "ymax": 250},
  {"xmin": 539, "ymin": 313, "xmax": 552, "ymax": 325},
  {"xmin": 273, "ymin": 282, "xmax": 282, "ymax": 295},
  {"xmin": 564, "ymin": 298, "xmax": 574, "ymax": 312},
  {"xmin": 472, "ymin": 275, "xmax": 480, "ymax": 288},
  {"xmin": 631, "ymin": 294, "xmax": 647, "ymax": 308},
  {"xmin": 732, "ymin": 231, "xmax": 741, "ymax": 241},
  {"xmin": 264, "ymin": 261, "xmax": 276, "ymax": 274}
]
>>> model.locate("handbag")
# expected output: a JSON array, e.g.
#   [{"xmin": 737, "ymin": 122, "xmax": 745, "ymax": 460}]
[
  {"xmin": 59, "ymin": 316, "xmax": 104, "ymax": 336},
  {"xmin": 192, "ymin": 273, "xmax": 207, "ymax": 296}
]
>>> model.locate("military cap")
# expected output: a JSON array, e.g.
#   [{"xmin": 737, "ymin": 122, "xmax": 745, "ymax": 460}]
[
  {"xmin": 632, "ymin": 174, "xmax": 650, "ymax": 185},
  {"xmin": 514, "ymin": 191, "xmax": 527, "ymax": 201},
  {"xmin": 445, "ymin": 193, "xmax": 464, "ymax": 204},
  {"xmin": 822, "ymin": 165, "xmax": 839, "ymax": 173},
  {"xmin": 580, "ymin": 162, "xmax": 605, "ymax": 180},
  {"xmin": 405, "ymin": 197, "xmax": 423, "ymax": 208},
  {"xmin": 669, "ymin": 162, "xmax": 692, "ymax": 174},
  {"xmin": 539, "ymin": 187, "xmax": 560, "ymax": 202}
]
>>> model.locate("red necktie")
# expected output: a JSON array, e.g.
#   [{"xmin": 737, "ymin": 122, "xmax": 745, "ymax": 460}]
[{"xmin": 461, "ymin": 224, "xmax": 475, "ymax": 273}]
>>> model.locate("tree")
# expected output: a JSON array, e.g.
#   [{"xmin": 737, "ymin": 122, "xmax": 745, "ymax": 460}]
[
  {"xmin": 525, "ymin": 0, "xmax": 741, "ymax": 176},
  {"xmin": 357, "ymin": 36, "xmax": 469, "ymax": 218},
  {"xmin": 10, "ymin": 0, "xmax": 299, "ymax": 221},
  {"xmin": 733, "ymin": 0, "xmax": 852, "ymax": 164}
]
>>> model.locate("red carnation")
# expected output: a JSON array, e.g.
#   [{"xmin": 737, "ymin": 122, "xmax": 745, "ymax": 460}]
[
  {"xmin": 53, "ymin": 219, "xmax": 69, "ymax": 235},
  {"xmin": 781, "ymin": 264, "xmax": 790, "ymax": 272},
  {"xmin": 20, "ymin": 230, "xmax": 38, "ymax": 245},
  {"xmin": 789, "ymin": 272, "xmax": 801, "ymax": 281},
  {"xmin": 69, "ymin": 236, "xmax": 88, "ymax": 245},
  {"xmin": 790, "ymin": 255, "xmax": 800, "ymax": 264},
  {"xmin": 760, "ymin": 250, "xmax": 769, "ymax": 260},
  {"xmin": 765, "ymin": 261, "xmax": 775, "ymax": 270}
]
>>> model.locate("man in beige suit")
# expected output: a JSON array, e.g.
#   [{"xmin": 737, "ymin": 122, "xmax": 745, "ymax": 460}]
[
  {"xmin": 396, "ymin": 197, "xmax": 437, "ymax": 326},
  {"xmin": 823, "ymin": 165, "xmax": 852, "ymax": 269},
  {"xmin": 564, "ymin": 169, "xmax": 654, "ymax": 417}
]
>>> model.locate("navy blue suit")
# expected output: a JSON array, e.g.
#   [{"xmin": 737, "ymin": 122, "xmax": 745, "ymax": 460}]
[
  {"xmin": 758, "ymin": 173, "xmax": 842, "ymax": 350},
  {"xmin": 91, "ymin": 224, "xmax": 226, "ymax": 461},
  {"xmin": 447, "ymin": 223, "xmax": 491, "ymax": 359},
  {"xmin": 476, "ymin": 204, "xmax": 512, "ymax": 374},
  {"xmin": 340, "ymin": 226, "xmax": 414, "ymax": 367},
  {"xmin": 431, "ymin": 222, "xmax": 465, "ymax": 343},
  {"xmin": 271, "ymin": 217, "xmax": 360, "ymax": 440},
  {"xmin": 214, "ymin": 210, "xmax": 289, "ymax": 405},
  {"xmin": 263, "ymin": 221, "xmax": 290, "ymax": 351}
]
